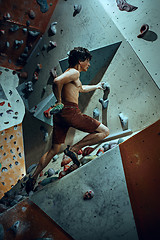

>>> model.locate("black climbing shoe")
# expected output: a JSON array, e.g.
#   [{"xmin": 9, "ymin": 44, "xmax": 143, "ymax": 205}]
[
  {"xmin": 25, "ymin": 176, "xmax": 36, "ymax": 194},
  {"xmin": 64, "ymin": 145, "xmax": 80, "ymax": 167}
]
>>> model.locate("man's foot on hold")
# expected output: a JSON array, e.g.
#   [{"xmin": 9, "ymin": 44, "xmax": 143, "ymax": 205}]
[
  {"xmin": 25, "ymin": 176, "xmax": 36, "ymax": 194},
  {"xmin": 64, "ymin": 145, "xmax": 80, "ymax": 167}
]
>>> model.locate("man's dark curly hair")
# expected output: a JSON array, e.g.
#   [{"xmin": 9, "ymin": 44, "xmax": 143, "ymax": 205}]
[{"xmin": 68, "ymin": 47, "xmax": 92, "ymax": 68}]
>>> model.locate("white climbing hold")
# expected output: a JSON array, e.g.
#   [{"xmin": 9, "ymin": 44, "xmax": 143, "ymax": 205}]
[
  {"xmin": 119, "ymin": 112, "xmax": 128, "ymax": 131},
  {"xmin": 50, "ymin": 22, "xmax": 57, "ymax": 35}
]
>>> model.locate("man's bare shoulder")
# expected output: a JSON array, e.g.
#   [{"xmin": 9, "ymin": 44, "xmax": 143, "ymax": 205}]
[{"xmin": 65, "ymin": 68, "xmax": 80, "ymax": 77}]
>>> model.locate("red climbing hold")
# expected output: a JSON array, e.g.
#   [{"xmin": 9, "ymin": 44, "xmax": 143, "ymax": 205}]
[
  {"xmin": 0, "ymin": 101, "xmax": 5, "ymax": 106},
  {"xmin": 82, "ymin": 147, "xmax": 94, "ymax": 156}
]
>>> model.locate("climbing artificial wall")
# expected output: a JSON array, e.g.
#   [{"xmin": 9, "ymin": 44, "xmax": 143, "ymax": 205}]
[
  {"xmin": 0, "ymin": 68, "xmax": 26, "ymax": 198},
  {"xmin": 20, "ymin": 0, "xmax": 160, "ymax": 166}
]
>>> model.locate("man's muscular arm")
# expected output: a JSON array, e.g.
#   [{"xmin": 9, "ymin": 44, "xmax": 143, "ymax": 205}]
[
  {"xmin": 80, "ymin": 82, "xmax": 104, "ymax": 93},
  {"xmin": 51, "ymin": 68, "xmax": 80, "ymax": 104}
]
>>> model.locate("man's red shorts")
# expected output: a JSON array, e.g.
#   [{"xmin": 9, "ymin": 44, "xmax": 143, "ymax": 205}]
[{"xmin": 52, "ymin": 101, "xmax": 101, "ymax": 144}]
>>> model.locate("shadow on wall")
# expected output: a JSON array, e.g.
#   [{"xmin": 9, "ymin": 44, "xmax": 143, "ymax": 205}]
[{"xmin": 142, "ymin": 31, "xmax": 158, "ymax": 42}]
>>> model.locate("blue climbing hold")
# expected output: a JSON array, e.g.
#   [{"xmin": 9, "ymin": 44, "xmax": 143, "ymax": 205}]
[{"xmin": 36, "ymin": 0, "xmax": 49, "ymax": 13}]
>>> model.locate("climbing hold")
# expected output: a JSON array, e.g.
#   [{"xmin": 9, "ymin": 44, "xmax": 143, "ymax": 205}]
[
  {"xmin": 0, "ymin": 101, "xmax": 5, "ymax": 106},
  {"xmin": 61, "ymin": 155, "xmax": 72, "ymax": 167},
  {"xmin": 27, "ymin": 163, "xmax": 37, "ymax": 174},
  {"xmin": 22, "ymin": 28, "xmax": 27, "ymax": 33},
  {"xmin": 102, "ymin": 143, "xmax": 110, "ymax": 152},
  {"xmin": 3, "ymin": 12, "xmax": 11, "ymax": 20},
  {"xmin": 25, "ymin": 81, "xmax": 33, "ymax": 92},
  {"xmin": 2, "ymin": 167, "xmax": 8, "ymax": 172},
  {"xmin": 0, "ymin": 30, "xmax": 5, "ymax": 35},
  {"xmin": 118, "ymin": 112, "xmax": 128, "ymax": 130},
  {"xmin": 33, "ymin": 72, "xmax": 39, "ymax": 81},
  {"xmin": 99, "ymin": 98, "xmax": 109, "ymax": 109},
  {"xmin": 47, "ymin": 168, "xmax": 55, "ymax": 177},
  {"xmin": 9, "ymin": 25, "xmax": 19, "ymax": 32},
  {"xmin": 36, "ymin": 0, "xmax": 49, "ymax": 13},
  {"xmin": 93, "ymin": 108, "xmax": 99, "ymax": 118},
  {"xmin": 80, "ymin": 155, "xmax": 97, "ymax": 165},
  {"xmin": 28, "ymin": 9, "xmax": 36, "ymax": 19},
  {"xmin": 9, "ymin": 221, "xmax": 20, "ymax": 234},
  {"xmin": 42, "ymin": 44, "xmax": 47, "ymax": 50},
  {"xmin": 26, "ymin": 20, "xmax": 30, "ymax": 26},
  {"xmin": 50, "ymin": 22, "xmax": 57, "ymax": 35},
  {"xmin": 14, "ymin": 40, "xmax": 23, "ymax": 48},
  {"xmin": 137, "ymin": 24, "xmax": 149, "ymax": 38},
  {"xmin": 24, "ymin": 47, "xmax": 29, "ymax": 53},
  {"xmin": 5, "ymin": 41, "xmax": 10, "ymax": 48},
  {"xmin": 6, "ymin": 110, "xmax": 13, "ymax": 114},
  {"xmin": 29, "ymin": 30, "xmax": 40, "ymax": 37},
  {"xmin": 50, "ymin": 67, "xmax": 57, "ymax": 79},
  {"xmin": 52, "ymin": 154, "xmax": 59, "ymax": 161},
  {"xmin": 102, "ymin": 82, "xmax": 110, "ymax": 100},
  {"xmin": 44, "ymin": 131, "xmax": 48, "ymax": 142},
  {"xmin": 82, "ymin": 147, "xmax": 94, "ymax": 156},
  {"xmin": 59, "ymin": 171, "xmax": 67, "ymax": 179},
  {"xmin": 83, "ymin": 190, "xmax": 94, "ymax": 200},
  {"xmin": 18, "ymin": 71, "xmax": 28, "ymax": 79},
  {"xmin": 116, "ymin": 0, "xmax": 138, "ymax": 12},
  {"xmin": 96, "ymin": 147, "xmax": 104, "ymax": 156},
  {"xmin": 40, "ymin": 176, "xmax": 57, "ymax": 186},
  {"xmin": 37, "ymin": 63, "xmax": 42, "ymax": 71},
  {"xmin": 20, "ymin": 53, "xmax": 28, "ymax": 59},
  {"xmin": 73, "ymin": 4, "xmax": 82, "ymax": 17},
  {"xmin": 49, "ymin": 41, "xmax": 57, "ymax": 48}
]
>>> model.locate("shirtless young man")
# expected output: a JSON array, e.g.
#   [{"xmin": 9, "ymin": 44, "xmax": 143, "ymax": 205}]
[{"xmin": 25, "ymin": 47, "xmax": 109, "ymax": 193}]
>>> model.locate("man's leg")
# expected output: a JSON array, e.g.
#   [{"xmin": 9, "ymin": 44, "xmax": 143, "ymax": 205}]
[
  {"xmin": 25, "ymin": 143, "xmax": 61, "ymax": 193},
  {"xmin": 70, "ymin": 123, "xmax": 109, "ymax": 153}
]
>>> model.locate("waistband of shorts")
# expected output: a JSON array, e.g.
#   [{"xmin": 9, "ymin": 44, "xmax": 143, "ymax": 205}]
[{"xmin": 63, "ymin": 101, "xmax": 78, "ymax": 108}]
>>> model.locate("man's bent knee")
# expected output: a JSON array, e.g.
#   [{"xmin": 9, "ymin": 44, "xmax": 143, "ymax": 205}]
[{"xmin": 96, "ymin": 124, "xmax": 109, "ymax": 138}]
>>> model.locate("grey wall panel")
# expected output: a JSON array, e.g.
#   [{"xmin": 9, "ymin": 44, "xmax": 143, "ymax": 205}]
[
  {"xmin": 31, "ymin": 146, "xmax": 138, "ymax": 240},
  {"xmin": 99, "ymin": 0, "xmax": 160, "ymax": 88}
]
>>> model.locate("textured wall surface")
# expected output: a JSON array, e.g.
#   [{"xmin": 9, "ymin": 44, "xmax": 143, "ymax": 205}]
[
  {"xmin": 0, "ymin": 123, "xmax": 26, "ymax": 198},
  {"xmin": 99, "ymin": 0, "xmax": 160, "ymax": 88},
  {"xmin": 31, "ymin": 146, "xmax": 138, "ymax": 240}
]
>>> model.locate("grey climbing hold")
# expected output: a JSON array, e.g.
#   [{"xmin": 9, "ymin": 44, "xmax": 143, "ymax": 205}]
[
  {"xmin": 40, "ymin": 177, "xmax": 57, "ymax": 186},
  {"xmin": 102, "ymin": 82, "xmax": 110, "ymax": 100},
  {"xmin": 26, "ymin": 20, "xmax": 30, "ymax": 26},
  {"xmin": 5, "ymin": 41, "xmax": 10, "ymax": 48},
  {"xmin": 22, "ymin": 28, "xmax": 27, "ymax": 33},
  {"xmin": 36, "ymin": 0, "xmax": 49, "ymax": 13},
  {"xmin": 27, "ymin": 163, "xmax": 37, "ymax": 174},
  {"xmin": 10, "ymin": 221, "xmax": 20, "ymax": 234},
  {"xmin": 9, "ymin": 25, "xmax": 19, "ymax": 32},
  {"xmin": 93, "ymin": 108, "xmax": 99, "ymax": 118},
  {"xmin": 102, "ymin": 143, "xmax": 110, "ymax": 152},
  {"xmin": 29, "ymin": 30, "xmax": 40, "ymax": 37},
  {"xmin": 42, "ymin": 44, "xmax": 47, "ymax": 50},
  {"xmin": 49, "ymin": 41, "xmax": 57, "ymax": 48},
  {"xmin": 21, "ymin": 53, "xmax": 28, "ymax": 59},
  {"xmin": 52, "ymin": 154, "xmax": 59, "ymax": 161},
  {"xmin": 99, "ymin": 98, "xmax": 109, "ymax": 109},
  {"xmin": 47, "ymin": 168, "xmax": 55, "ymax": 177},
  {"xmin": 119, "ymin": 112, "xmax": 128, "ymax": 131},
  {"xmin": 28, "ymin": 9, "xmax": 36, "ymax": 19},
  {"xmin": 14, "ymin": 40, "xmax": 23, "ymax": 48},
  {"xmin": 50, "ymin": 22, "xmax": 57, "ymax": 35},
  {"xmin": 73, "ymin": 4, "xmax": 82, "ymax": 17}
]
